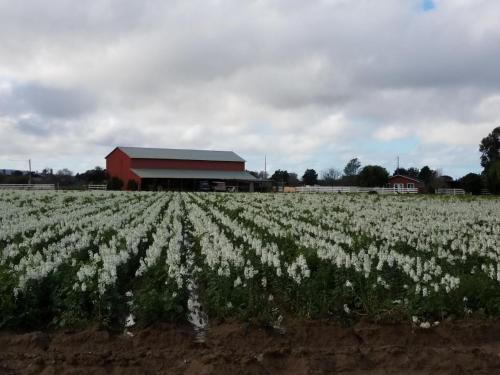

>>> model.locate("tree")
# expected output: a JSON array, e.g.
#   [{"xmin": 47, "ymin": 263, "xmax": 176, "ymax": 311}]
[
  {"xmin": 108, "ymin": 176, "xmax": 124, "ymax": 190},
  {"xmin": 343, "ymin": 158, "xmax": 361, "ymax": 176},
  {"xmin": 271, "ymin": 170, "xmax": 289, "ymax": 186},
  {"xmin": 479, "ymin": 126, "xmax": 500, "ymax": 169},
  {"xmin": 407, "ymin": 167, "xmax": 420, "ymax": 178},
  {"xmin": 57, "ymin": 168, "xmax": 73, "ymax": 176},
  {"xmin": 302, "ymin": 169, "xmax": 318, "ymax": 185},
  {"xmin": 56, "ymin": 168, "xmax": 74, "ymax": 186},
  {"xmin": 321, "ymin": 168, "xmax": 341, "ymax": 185},
  {"xmin": 288, "ymin": 173, "xmax": 299, "ymax": 186},
  {"xmin": 418, "ymin": 166, "xmax": 435, "ymax": 185},
  {"xmin": 394, "ymin": 167, "xmax": 419, "ymax": 178},
  {"xmin": 41, "ymin": 167, "xmax": 53, "ymax": 176},
  {"xmin": 127, "ymin": 179, "xmax": 138, "ymax": 191},
  {"xmin": 459, "ymin": 173, "xmax": 482, "ymax": 195},
  {"xmin": 248, "ymin": 170, "xmax": 259, "ymax": 178},
  {"xmin": 486, "ymin": 160, "xmax": 500, "ymax": 194},
  {"xmin": 356, "ymin": 165, "xmax": 389, "ymax": 187},
  {"xmin": 252, "ymin": 171, "xmax": 268, "ymax": 180},
  {"xmin": 81, "ymin": 166, "xmax": 106, "ymax": 184}
]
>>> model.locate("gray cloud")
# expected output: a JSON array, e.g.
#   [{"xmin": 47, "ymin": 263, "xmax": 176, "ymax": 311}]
[
  {"xmin": 0, "ymin": 82, "xmax": 97, "ymax": 119},
  {"xmin": 1, "ymin": 0, "xmax": 500, "ymax": 176}
]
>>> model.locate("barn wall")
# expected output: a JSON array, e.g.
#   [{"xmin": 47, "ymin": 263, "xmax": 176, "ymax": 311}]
[
  {"xmin": 130, "ymin": 158, "xmax": 245, "ymax": 171},
  {"xmin": 106, "ymin": 148, "xmax": 141, "ymax": 189}
]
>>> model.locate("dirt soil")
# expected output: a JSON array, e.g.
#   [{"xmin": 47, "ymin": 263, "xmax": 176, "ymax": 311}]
[{"xmin": 1, "ymin": 319, "xmax": 500, "ymax": 375}]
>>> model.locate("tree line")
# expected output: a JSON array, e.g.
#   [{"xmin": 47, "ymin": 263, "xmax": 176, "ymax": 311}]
[
  {"xmin": 250, "ymin": 126, "xmax": 500, "ymax": 194},
  {"xmin": 0, "ymin": 167, "xmax": 107, "ymax": 188},
  {"xmin": 1, "ymin": 127, "xmax": 498, "ymax": 194}
]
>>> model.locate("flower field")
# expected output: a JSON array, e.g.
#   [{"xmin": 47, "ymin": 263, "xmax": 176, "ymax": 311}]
[{"xmin": 1, "ymin": 190, "xmax": 500, "ymax": 331}]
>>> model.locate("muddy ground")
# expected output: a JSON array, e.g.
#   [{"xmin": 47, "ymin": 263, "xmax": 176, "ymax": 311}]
[{"xmin": 1, "ymin": 319, "xmax": 500, "ymax": 374}]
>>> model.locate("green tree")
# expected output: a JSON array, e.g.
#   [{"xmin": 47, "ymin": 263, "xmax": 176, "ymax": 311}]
[
  {"xmin": 302, "ymin": 169, "xmax": 318, "ymax": 185},
  {"xmin": 56, "ymin": 168, "xmax": 74, "ymax": 186},
  {"xmin": 271, "ymin": 170, "xmax": 289, "ymax": 186},
  {"xmin": 127, "ymin": 179, "xmax": 138, "ymax": 191},
  {"xmin": 459, "ymin": 173, "xmax": 482, "ymax": 195},
  {"xmin": 394, "ymin": 167, "xmax": 420, "ymax": 178},
  {"xmin": 83, "ymin": 166, "xmax": 106, "ymax": 183},
  {"xmin": 288, "ymin": 173, "xmax": 299, "ymax": 186},
  {"xmin": 356, "ymin": 165, "xmax": 389, "ymax": 187},
  {"xmin": 108, "ymin": 176, "xmax": 124, "ymax": 190},
  {"xmin": 343, "ymin": 158, "xmax": 361, "ymax": 176},
  {"xmin": 486, "ymin": 160, "xmax": 500, "ymax": 194},
  {"xmin": 479, "ymin": 126, "xmax": 500, "ymax": 169},
  {"xmin": 418, "ymin": 166, "xmax": 436, "ymax": 185}
]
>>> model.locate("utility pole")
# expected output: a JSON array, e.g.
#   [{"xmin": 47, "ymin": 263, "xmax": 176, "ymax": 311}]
[
  {"xmin": 28, "ymin": 159, "xmax": 32, "ymax": 185},
  {"xmin": 397, "ymin": 156, "xmax": 400, "ymax": 171},
  {"xmin": 264, "ymin": 155, "xmax": 267, "ymax": 180}
]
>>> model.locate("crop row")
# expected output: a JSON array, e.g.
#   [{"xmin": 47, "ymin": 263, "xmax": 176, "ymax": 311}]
[{"xmin": 0, "ymin": 191, "xmax": 499, "ymax": 330}]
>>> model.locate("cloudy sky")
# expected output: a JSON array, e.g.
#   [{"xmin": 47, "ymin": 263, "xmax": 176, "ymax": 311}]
[{"xmin": 1, "ymin": 0, "xmax": 500, "ymax": 177}]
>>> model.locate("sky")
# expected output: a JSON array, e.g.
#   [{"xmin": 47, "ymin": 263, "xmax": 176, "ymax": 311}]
[{"xmin": 1, "ymin": 0, "xmax": 500, "ymax": 178}]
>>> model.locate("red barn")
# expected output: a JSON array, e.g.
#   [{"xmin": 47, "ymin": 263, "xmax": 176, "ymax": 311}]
[
  {"xmin": 105, "ymin": 146, "xmax": 257, "ymax": 191},
  {"xmin": 387, "ymin": 174, "xmax": 424, "ymax": 192}
]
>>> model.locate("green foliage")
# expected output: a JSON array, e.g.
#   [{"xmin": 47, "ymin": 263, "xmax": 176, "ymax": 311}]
[
  {"xmin": 127, "ymin": 179, "xmax": 138, "ymax": 191},
  {"xmin": 394, "ymin": 167, "xmax": 420, "ymax": 179},
  {"xmin": 343, "ymin": 158, "xmax": 361, "ymax": 176},
  {"xmin": 486, "ymin": 160, "xmax": 500, "ymax": 194},
  {"xmin": 2, "ymin": 191, "xmax": 500, "ymax": 333},
  {"xmin": 459, "ymin": 173, "xmax": 483, "ymax": 195},
  {"xmin": 302, "ymin": 169, "xmax": 318, "ymax": 185},
  {"xmin": 356, "ymin": 165, "xmax": 389, "ymax": 187},
  {"xmin": 418, "ymin": 166, "xmax": 435, "ymax": 184},
  {"xmin": 271, "ymin": 170, "xmax": 289, "ymax": 186},
  {"xmin": 107, "ymin": 176, "xmax": 124, "ymax": 190},
  {"xmin": 479, "ymin": 126, "xmax": 500, "ymax": 169}
]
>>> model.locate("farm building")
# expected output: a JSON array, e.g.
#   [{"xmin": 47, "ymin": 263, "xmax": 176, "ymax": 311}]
[
  {"xmin": 105, "ymin": 146, "xmax": 257, "ymax": 191},
  {"xmin": 387, "ymin": 174, "xmax": 424, "ymax": 192}
]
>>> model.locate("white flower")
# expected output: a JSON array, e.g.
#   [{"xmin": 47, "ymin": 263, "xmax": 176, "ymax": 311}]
[
  {"xmin": 234, "ymin": 276, "xmax": 242, "ymax": 287},
  {"xmin": 125, "ymin": 314, "xmax": 135, "ymax": 328},
  {"xmin": 419, "ymin": 321, "xmax": 431, "ymax": 329}
]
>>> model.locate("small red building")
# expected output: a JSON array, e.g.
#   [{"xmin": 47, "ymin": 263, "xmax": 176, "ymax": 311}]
[
  {"xmin": 105, "ymin": 146, "xmax": 256, "ymax": 191},
  {"xmin": 387, "ymin": 174, "xmax": 424, "ymax": 192}
]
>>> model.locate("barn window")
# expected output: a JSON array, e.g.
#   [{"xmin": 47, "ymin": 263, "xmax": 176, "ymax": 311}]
[{"xmin": 407, "ymin": 183, "xmax": 415, "ymax": 189}]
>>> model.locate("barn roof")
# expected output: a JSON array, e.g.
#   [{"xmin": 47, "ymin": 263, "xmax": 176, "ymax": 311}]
[
  {"xmin": 389, "ymin": 174, "xmax": 422, "ymax": 183},
  {"xmin": 131, "ymin": 168, "xmax": 257, "ymax": 181},
  {"xmin": 109, "ymin": 146, "xmax": 245, "ymax": 162}
]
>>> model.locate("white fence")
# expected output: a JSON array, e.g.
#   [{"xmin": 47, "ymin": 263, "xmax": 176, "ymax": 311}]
[
  {"xmin": 436, "ymin": 188, "xmax": 466, "ymax": 195},
  {"xmin": 88, "ymin": 184, "xmax": 107, "ymax": 190},
  {"xmin": 0, "ymin": 184, "xmax": 55, "ymax": 190},
  {"xmin": 296, "ymin": 186, "xmax": 418, "ymax": 194}
]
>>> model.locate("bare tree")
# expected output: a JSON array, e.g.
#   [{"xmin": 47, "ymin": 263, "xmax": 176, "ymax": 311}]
[{"xmin": 322, "ymin": 168, "xmax": 341, "ymax": 185}]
